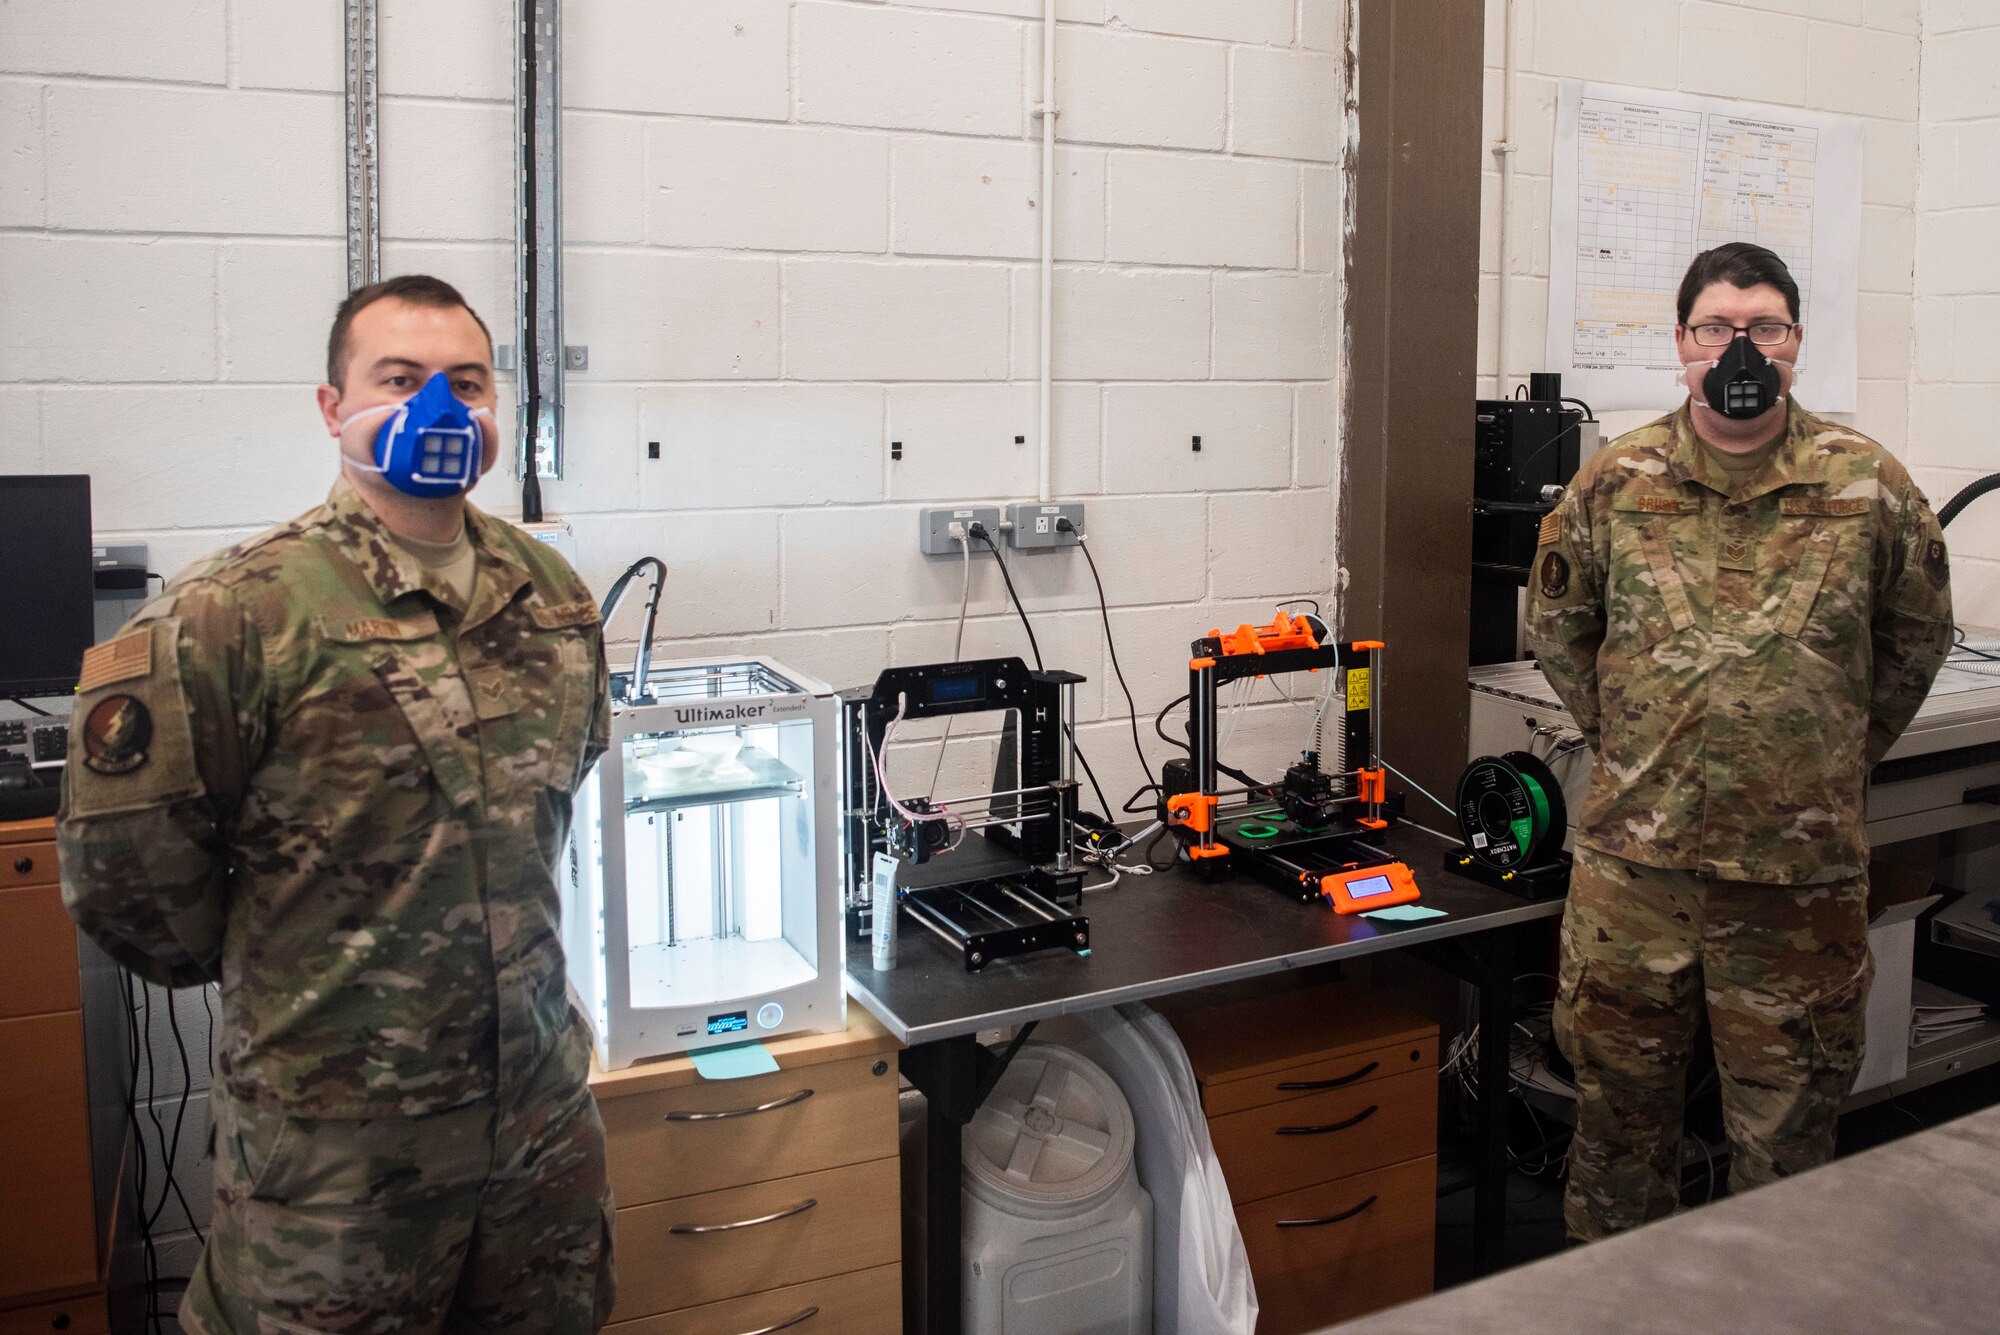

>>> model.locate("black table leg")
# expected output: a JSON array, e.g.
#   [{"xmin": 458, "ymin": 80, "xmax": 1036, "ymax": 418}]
[
  {"xmin": 1408, "ymin": 924, "xmax": 1525, "ymax": 1276},
  {"xmin": 898, "ymin": 1025, "xmax": 1040, "ymax": 1335},
  {"xmin": 1470, "ymin": 928, "xmax": 1519, "ymax": 1272}
]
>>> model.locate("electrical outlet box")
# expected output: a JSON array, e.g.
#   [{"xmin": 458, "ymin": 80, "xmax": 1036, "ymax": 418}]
[
  {"xmin": 520, "ymin": 518, "xmax": 578, "ymax": 567},
  {"xmin": 919, "ymin": 506, "xmax": 1003, "ymax": 556},
  {"xmin": 1006, "ymin": 502, "xmax": 1085, "ymax": 550}
]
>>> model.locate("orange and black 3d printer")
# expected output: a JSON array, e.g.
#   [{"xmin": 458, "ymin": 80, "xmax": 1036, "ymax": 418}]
[{"xmin": 1161, "ymin": 610, "xmax": 1422, "ymax": 914}]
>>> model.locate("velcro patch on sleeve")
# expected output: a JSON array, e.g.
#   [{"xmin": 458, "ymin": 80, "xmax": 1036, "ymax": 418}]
[
  {"xmin": 531, "ymin": 600, "xmax": 601, "ymax": 630},
  {"xmin": 1780, "ymin": 496, "xmax": 1871, "ymax": 517},
  {"xmin": 1538, "ymin": 511, "xmax": 1562, "ymax": 547},
  {"xmin": 76, "ymin": 630, "xmax": 153, "ymax": 693}
]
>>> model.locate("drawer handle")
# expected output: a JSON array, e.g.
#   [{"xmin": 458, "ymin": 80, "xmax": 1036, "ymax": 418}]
[
  {"xmin": 727, "ymin": 1306, "xmax": 821, "ymax": 1335},
  {"xmin": 12, "ymin": 856, "xmax": 31, "ymax": 875},
  {"xmin": 1277, "ymin": 1060, "xmax": 1378, "ymax": 1092},
  {"xmin": 1276, "ymin": 1193, "xmax": 1379, "ymax": 1229},
  {"xmin": 665, "ymin": 1088, "xmax": 814, "ymax": 1122},
  {"xmin": 1277, "ymin": 1103, "xmax": 1379, "ymax": 1137},
  {"xmin": 670, "ymin": 1197, "xmax": 818, "ymax": 1235}
]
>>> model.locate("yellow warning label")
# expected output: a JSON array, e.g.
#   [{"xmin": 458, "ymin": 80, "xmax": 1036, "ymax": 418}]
[{"xmin": 1346, "ymin": 667, "xmax": 1371, "ymax": 712}]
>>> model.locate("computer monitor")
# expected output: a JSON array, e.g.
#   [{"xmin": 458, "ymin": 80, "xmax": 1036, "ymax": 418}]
[{"xmin": 0, "ymin": 475, "xmax": 95, "ymax": 698}]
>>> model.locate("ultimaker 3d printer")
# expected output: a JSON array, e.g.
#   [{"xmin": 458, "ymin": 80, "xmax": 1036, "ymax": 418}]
[{"xmin": 563, "ymin": 654, "xmax": 847, "ymax": 1069}]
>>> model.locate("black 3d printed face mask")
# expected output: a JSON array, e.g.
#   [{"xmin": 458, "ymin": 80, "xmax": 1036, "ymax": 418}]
[{"xmin": 1700, "ymin": 335, "xmax": 1783, "ymax": 420}]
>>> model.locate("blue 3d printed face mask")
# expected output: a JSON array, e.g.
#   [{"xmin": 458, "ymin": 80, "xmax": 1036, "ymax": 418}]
[{"xmin": 339, "ymin": 371, "xmax": 493, "ymax": 498}]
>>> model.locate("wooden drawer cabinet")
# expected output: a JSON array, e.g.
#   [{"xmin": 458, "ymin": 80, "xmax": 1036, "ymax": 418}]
[
  {"xmin": 0, "ymin": 841, "xmax": 56, "ymax": 892},
  {"xmin": 1208, "ymin": 1066, "xmax": 1437, "ymax": 1208},
  {"xmin": 601, "ymin": 1052, "xmax": 896, "ymax": 1206},
  {"xmin": 607, "ymin": 1261, "xmax": 901, "ymax": 1335},
  {"xmin": 1165, "ymin": 978, "xmax": 1439, "ymax": 1333},
  {"xmin": 0, "ymin": 995, "xmax": 97, "ymax": 1304},
  {"xmin": 1200, "ymin": 1034, "xmax": 1436, "ymax": 1119},
  {"xmin": 0, "ymin": 1289, "xmax": 110, "ymax": 1335},
  {"xmin": 591, "ymin": 1012, "xmax": 902, "ymax": 1333},
  {"xmin": 1236, "ymin": 1156, "xmax": 1437, "ymax": 1335},
  {"xmin": 0, "ymin": 817, "xmax": 117, "ymax": 1328},
  {"xmin": 0, "ymin": 882, "xmax": 82, "ymax": 1019},
  {"xmin": 612, "ymin": 1158, "xmax": 900, "ymax": 1318}
]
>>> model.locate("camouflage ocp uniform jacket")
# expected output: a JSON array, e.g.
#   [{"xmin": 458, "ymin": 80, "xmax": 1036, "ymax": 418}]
[
  {"xmin": 1527, "ymin": 400, "xmax": 1953, "ymax": 886},
  {"xmin": 59, "ymin": 477, "xmax": 609, "ymax": 1117}
]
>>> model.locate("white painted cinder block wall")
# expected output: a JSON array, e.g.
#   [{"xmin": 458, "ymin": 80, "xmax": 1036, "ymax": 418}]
[
  {"xmin": 1914, "ymin": 1, "xmax": 2000, "ymax": 624},
  {"xmin": 1477, "ymin": 0, "xmax": 1999, "ymax": 624},
  {"xmin": 1478, "ymin": 0, "xmax": 1922, "ymax": 444},
  {"xmin": 0, "ymin": 0, "xmax": 1347, "ymax": 806},
  {"xmin": 1, "ymin": 0, "xmax": 1343, "ymax": 1299}
]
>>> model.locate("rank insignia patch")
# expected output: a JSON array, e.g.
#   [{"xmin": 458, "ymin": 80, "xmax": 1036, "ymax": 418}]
[{"xmin": 81, "ymin": 694, "xmax": 153, "ymax": 776}]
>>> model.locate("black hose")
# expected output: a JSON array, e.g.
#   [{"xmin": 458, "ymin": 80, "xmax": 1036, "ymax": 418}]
[{"xmin": 1939, "ymin": 473, "xmax": 2000, "ymax": 529}]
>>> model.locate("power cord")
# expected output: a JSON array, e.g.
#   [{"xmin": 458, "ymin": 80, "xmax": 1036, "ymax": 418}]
[
  {"xmin": 1063, "ymin": 520, "xmax": 1161, "ymax": 816},
  {"xmin": 924, "ymin": 531, "xmax": 975, "ymax": 802},
  {"xmin": 968, "ymin": 524, "xmax": 1114, "ymax": 820}
]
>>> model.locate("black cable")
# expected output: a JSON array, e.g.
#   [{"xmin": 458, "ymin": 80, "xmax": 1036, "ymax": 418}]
[
  {"xmin": 971, "ymin": 528, "xmax": 1042, "ymax": 670},
  {"xmin": 1953, "ymin": 625, "xmax": 2000, "ymax": 663},
  {"xmin": 969, "ymin": 526, "xmax": 1114, "ymax": 818},
  {"xmin": 159, "ymin": 993, "xmax": 205, "ymax": 1245},
  {"xmin": 1155, "ymin": 694, "xmax": 1191, "ymax": 754},
  {"xmin": 201, "ymin": 984, "xmax": 216, "ymax": 1080},
  {"xmin": 125, "ymin": 972, "xmax": 162, "ymax": 1334},
  {"xmin": 1071, "ymin": 530, "xmax": 1153, "ymax": 801},
  {"xmin": 146, "ymin": 571, "xmax": 167, "ymax": 589},
  {"xmin": 1067, "ymin": 731, "xmax": 1114, "ymax": 824},
  {"xmin": 11, "ymin": 697, "xmax": 51, "ymax": 717},
  {"xmin": 1939, "ymin": 472, "xmax": 2000, "ymax": 529},
  {"xmin": 1560, "ymin": 395, "xmax": 1596, "ymax": 420},
  {"xmin": 1276, "ymin": 598, "xmax": 1321, "ymax": 615}
]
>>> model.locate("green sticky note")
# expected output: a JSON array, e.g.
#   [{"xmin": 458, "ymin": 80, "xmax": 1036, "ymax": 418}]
[
  {"xmin": 1362, "ymin": 904, "xmax": 1449, "ymax": 923},
  {"xmin": 691, "ymin": 1040, "xmax": 781, "ymax": 1080}
]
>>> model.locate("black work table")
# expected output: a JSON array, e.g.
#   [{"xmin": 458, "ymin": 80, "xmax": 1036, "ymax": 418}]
[
  {"xmin": 1328, "ymin": 1102, "xmax": 2000, "ymax": 1334},
  {"xmin": 844, "ymin": 821, "xmax": 1566, "ymax": 1335}
]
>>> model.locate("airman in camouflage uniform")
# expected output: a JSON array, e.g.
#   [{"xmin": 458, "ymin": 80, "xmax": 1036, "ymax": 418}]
[
  {"xmin": 59, "ymin": 277, "xmax": 616, "ymax": 1331},
  {"xmin": 1528, "ymin": 250, "xmax": 1953, "ymax": 1241}
]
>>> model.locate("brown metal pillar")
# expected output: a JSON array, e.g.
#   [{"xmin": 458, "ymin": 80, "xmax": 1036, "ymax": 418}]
[{"xmin": 1339, "ymin": 0, "xmax": 1484, "ymax": 829}]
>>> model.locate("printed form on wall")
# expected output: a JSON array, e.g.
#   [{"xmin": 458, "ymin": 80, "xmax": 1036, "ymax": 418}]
[{"xmin": 1546, "ymin": 81, "xmax": 1863, "ymax": 414}]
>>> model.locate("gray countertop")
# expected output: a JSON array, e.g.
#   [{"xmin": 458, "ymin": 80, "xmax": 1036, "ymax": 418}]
[
  {"xmin": 1331, "ymin": 1103, "xmax": 2000, "ymax": 1334},
  {"xmin": 845, "ymin": 821, "xmax": 1564, "ymax": 1045}
]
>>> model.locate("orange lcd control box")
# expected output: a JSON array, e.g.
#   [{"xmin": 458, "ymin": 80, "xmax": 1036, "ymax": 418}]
[{"xmin": 1320, "ymin": 861, "xmax": 1423, "ymax": 915}]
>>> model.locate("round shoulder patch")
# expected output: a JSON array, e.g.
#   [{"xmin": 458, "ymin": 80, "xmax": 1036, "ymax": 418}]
[
  {"xmin": 82, "ymin": 694, "xmax": 153, "ymax": 776},
  {"xmin": 1538, "ymin": 551, "xmax": 1571, "ymax": 600}
]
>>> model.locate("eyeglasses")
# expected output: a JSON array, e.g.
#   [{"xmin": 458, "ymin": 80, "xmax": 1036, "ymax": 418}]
[{"xmin": 1687, "ymin": 321, "xmax": 1797, "ymax": 347}]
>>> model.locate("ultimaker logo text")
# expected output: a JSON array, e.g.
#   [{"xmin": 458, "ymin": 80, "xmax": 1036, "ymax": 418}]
[{"xmin": 671, "ymin": 704, "xmax": 769, "ymax": 726}]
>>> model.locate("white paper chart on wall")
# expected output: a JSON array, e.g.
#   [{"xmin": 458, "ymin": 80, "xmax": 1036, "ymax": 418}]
[{"xmin": 1546, "ymin": 81, "xmax": 1862, "ymax": 415}]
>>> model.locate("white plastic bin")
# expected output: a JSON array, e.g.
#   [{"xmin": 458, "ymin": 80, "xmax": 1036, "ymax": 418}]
[{"xmin": 963, "ymin": 1042, "xmax": 1153, "ymax": 1335}]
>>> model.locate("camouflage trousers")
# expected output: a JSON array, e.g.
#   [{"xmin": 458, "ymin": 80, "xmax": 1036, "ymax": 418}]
[
  {"xmin": 1554, "ymin": 845, "xmax": 1874, "ymax": 1242},
  {"xmin": 180, "ymin": 1034, "xmax": 614, "ymax": 1334}
]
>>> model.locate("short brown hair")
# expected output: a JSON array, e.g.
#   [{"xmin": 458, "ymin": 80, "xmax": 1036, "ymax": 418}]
[
  {"xmin": 325, "ymin": 274, "xmax": 493, "ymax": 388},
  {"xmin": 1675, "ymin": 243, "xmax": 1800, "ymax": 326}
]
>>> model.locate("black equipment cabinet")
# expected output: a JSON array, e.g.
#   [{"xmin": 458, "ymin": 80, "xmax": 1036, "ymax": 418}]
[{"xmin": 1470, "ymin": 398, "xmax": 1585, "ymax": 666}]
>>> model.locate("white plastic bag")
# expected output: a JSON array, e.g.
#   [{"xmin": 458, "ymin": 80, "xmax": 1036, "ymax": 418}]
[{"xmin": 1040, "ymin": 1004, "xmax": 1258, "ymax": 1335}]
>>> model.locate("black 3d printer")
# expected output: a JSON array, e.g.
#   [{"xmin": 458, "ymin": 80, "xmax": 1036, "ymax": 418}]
[
  {"xmin": 1470, "ymin": 373, "xmax": 1595, "ymax": 666},
  {"xmin": 842, "ymin": 658, "xmax": 1091, "ymax": 972}
]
